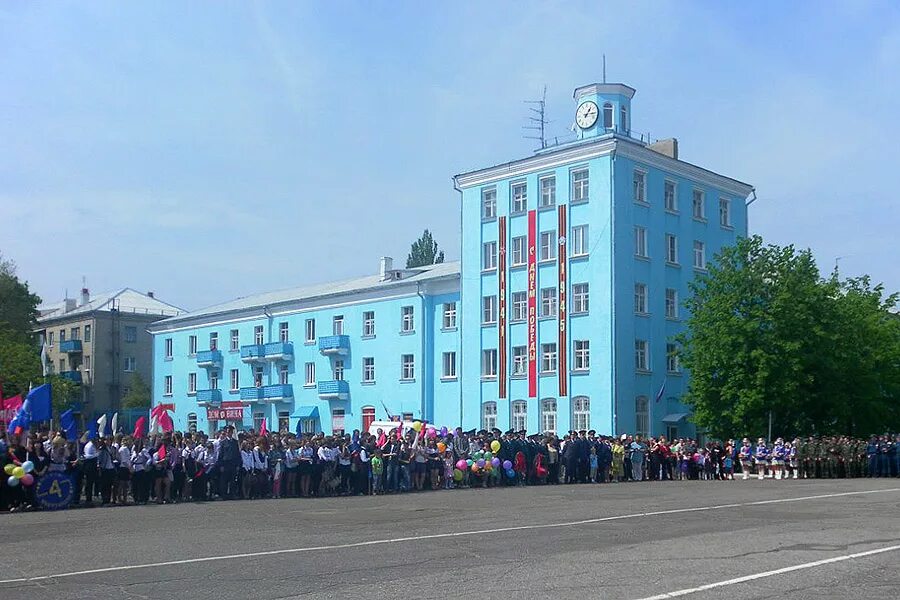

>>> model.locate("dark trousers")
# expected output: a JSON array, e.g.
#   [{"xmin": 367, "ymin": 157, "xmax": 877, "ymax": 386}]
[
  {"xmin": 82, "ymin": 458, "xmax": 98, "ymax": 502},
  {"xmin": 99, "ymin": 468, "xmax": 116, "ymax": 503},
  {"xmin": 219, "ymin": 463, "xmax": 238, "ymax": 498},
  {"xmin": 548, "ymin": 462, "xmax": 559, "ymax": 484},
  {"xmin": 192, "ymin": 472, "xmax": 208, "ymax": 500},
  {"xmin": 133, "ymin": 471, "xmax": 149, "ymax": 503}
]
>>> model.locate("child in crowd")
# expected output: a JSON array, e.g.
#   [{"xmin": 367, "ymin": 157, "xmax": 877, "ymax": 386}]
[
  {"xmin": 589, "ymin": 446, "xmax": 598, "ymax": 483},
  {"xmin": 370, "ymin": 449, "xmax": 384, "ymax": 495},
  {"xmin": 443, "ymin": 450, "xmax": 455, "ymax": 490}
]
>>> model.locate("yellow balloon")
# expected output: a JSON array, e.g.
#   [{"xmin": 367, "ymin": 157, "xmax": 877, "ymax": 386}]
[
  {"xmin": 491, "ymin": 440, "xmax": 501, "ymax": 453},
  {"xmin": 412, "ymin": 421, "xmax": 422, "ymax": 432},
  {"xmin": 12, "ymin": 466, "xmax": 25, "ymax": 479},
  {"xmin": 3, "ymin": 464, "xmax": 14, "ymax": 475},
  {"xmin": 437, "ymin": 442, "xmax": 446, "ymax": 453}
]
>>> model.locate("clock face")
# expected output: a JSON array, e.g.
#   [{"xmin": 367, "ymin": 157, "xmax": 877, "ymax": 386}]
[{"xmin": 575, "ymin": 101, "xmax": 599, "ymax": 129}]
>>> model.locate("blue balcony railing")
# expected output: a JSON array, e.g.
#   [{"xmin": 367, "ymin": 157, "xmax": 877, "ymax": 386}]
[
  {"xmin": 239, "ymin": 386, "xmax": 265, "ymax": 401},
  {"xmin": 318, "ymin": 335, "xmax": 350, "ymax": 355},
  {"xmin": 196, "ymin": 389, "xmax": 222, "ymax": 404},
  {"xmin": 263, "ymin": 342, "xmax": 293, "ymax": 361},
  {"xmin": 196, "ymin": 349, "xmax": 222, "ymax": 367},
  {"xmin": 317, "ymin": 379, "xmax": 349, "ymax": 399},
  {"xmin": 240, "ymin": 344, "xmax": 266, "ymax": 362},
  {"xmin": 60, "ymin": 370, "xmax": 82, "ymax": 384},
  {"xmin": 240, "ymin": 384, "xmax": 294, "ymax": 402},
  {"xmin": 60, "ymin": 339, "xmax": 82, "ymax": 353}
]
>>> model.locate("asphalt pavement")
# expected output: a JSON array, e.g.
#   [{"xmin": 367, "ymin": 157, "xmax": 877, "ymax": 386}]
[{"xmin": 1, "ymin": 478, "xmax": 898, "ymax": 600}]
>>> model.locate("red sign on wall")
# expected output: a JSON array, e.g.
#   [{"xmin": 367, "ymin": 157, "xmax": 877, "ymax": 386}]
[
  {"xmin": 498, "ymin": 216, "xmax": 507, "ymax": 399},
  {"xmin": 207, "ymin": 406, "xmax": 244, "ymax": 421},
  {"xmin": 558, "ymin": 205, "xmax": 568, "ymax": 397},
  {"xmin": 527, "ymin": 209, "xmax": 538, "ymax": 398}
]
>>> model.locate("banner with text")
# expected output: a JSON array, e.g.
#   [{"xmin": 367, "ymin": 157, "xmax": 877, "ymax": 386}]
[
  {"xmin": 558, "ymin": 204, "xmax": 568, "ymax": 397},
  {"xmin": 527, "ymin": 209, "xmax": 538, "ymax": 398},
  {"xmin": 498, "ymin": 216, "xmax": 507, "ymax": 399}
]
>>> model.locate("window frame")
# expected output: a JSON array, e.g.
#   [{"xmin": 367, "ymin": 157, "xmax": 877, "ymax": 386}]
[
  {"xmin": 541, "ymin": 342, "xmax": 558, "ymax": 373},
  {"xmin": 664, "ymin": 179, "xmax": 678, "ymax": 212},
  {"xmin": 510, "ymin": 180, "xmax": 527, "ymax": 214},
  {"xmin": 572, "ymin": 282, "xmax": 589, "ymax": 314},
  {"xmin": 362, "ymin": 357, "xmax": 376, "ymax": 383},
  {"xmin": 482, "ymin": 241, "xmax": 498, "ymax": 271},
  {"xmin": 570, "ymin": 224, "xmax": 588, "ymax": 257},
  {"xmin": 362, "ymin": 311, "xmax": 376, "ymax": 337},
  {"xmin": 665, "ymin": 233, "xmax": 679, "ymax": 265},
  {"xmin": 573, "ymin": 340, "xmax": 590, "ymax": 371},
  {"xmin": 442, "ymin": 303, "xmax": 457, "ymax": 330},
  {"xmin": 634, "ymin": 282, "xmax": 648, "ymax": 314},
  {"xmin": 442, "ymin": 352, "xmax": 457, "ymax": 380},
  {"xmin": 635, "ymin": 339, "xmax": 649, "ymax": 372},
  {"xmin": 571, "ymin": 168, "xmax": 589, "ymax": 204},
  {"xmin": 572, "ymin": 396, "xmax": 590, "ymax": 431},
  {"xmin": 539, "ymin": 231, "xmax": 557, "ymax": 262},
  {"xmin": 401, "ymin": 354, "xmax": 415, "ymax": 381},
  {"xmin": 400, "ymin": 305, "xmax": 415, "ymax": 333},
  {"xmin": 481, "ymin": 348, "xmax": 498, "ymax": 378},
  {"xmin": 540, "ymin": 286, "xmax": 557, "ymax": 318},
  {"xmin": 481, "ymin": 187, "xmax": 497, "ymax": 220},
  {"xmin": 539, "ymin": 175, "xmax": 556, "ymax": 208},
  {"xmin": 633, "ymin": 169, "xmax": 648, "ymax": 204},
  {"xmin": 693, "ymin": 240, "xmax": 707, "ymax": 270},
  {"xmin": 305, "ymin": 319, "xmax": 316, "ymax": 343},
  {"xmin": 540, "ymin": 398, "xmax": 557, "ymax": 434},
  {"xmin": 482, "ymin": 295, "xmax": 497, "ymax": 325},
  {"xmin": 634, "ymin": 226, "xmax": 648, "ymax": 258}
]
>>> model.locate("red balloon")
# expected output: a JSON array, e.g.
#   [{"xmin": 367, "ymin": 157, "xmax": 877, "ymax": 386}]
[{"xmin": 20, "ymin": 473, "xmax": 34, "ymax": 486}]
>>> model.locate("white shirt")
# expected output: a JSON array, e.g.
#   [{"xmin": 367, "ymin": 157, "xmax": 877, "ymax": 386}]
[
  {"xmin": 241, "ymin": 449, "xmax": 255, "ymax": 471},
  {"xmin": 118, "ymin": 446, "xmax": 132, "ymax": 469},
  {"xmin": 252, "ymin": 447, "xmax": 267, "ymax": 470},
  {"xmin": 132, "ymin": 447, "xmax": 150, "ymax": 472},
  {"xmin": 83, "ymin": 441, "xmax": 99, "ymax": 460}
]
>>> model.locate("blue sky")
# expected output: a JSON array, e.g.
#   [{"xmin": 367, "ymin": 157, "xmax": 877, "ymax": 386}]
[{"xmin": 2, "ymin": 1, "xmax": 899, "ymax": 310}]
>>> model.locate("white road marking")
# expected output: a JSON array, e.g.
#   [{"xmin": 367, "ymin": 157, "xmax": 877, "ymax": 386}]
[
  {"xmin": 2, "ymin": 487, "xmax": 897, "ymax": 585},
  {"xmin": 632, "ymin": 543, "xmax": 900, "ymax": 600}
]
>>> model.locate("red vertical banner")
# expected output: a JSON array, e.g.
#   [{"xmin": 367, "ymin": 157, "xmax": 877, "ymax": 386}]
[
  {"xmin": 498, "ymin": 216, "xmax": 507, "ymax": 399},
  {"xmin": 558, "ymin": 205, "xmax": 568, "ymax": 397},
  {"xmin": 527, "ymin": 209, "xmax": 538, "ymax": 398}
]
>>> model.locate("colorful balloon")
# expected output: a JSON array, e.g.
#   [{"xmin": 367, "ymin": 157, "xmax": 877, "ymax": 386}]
[
  {"xmin": 440, "ymin": 426, "xmax": 448, "ymax": 436},
  {"xmin": 502, "ymin": 460, "xmax": 513, "ymax": 470},
  {"xmin": 466, "ymin": 459, "xmax": 474, "ymax": 468},
  {"xmin": 412, "ymin": 421, "xmax": 422, "ymax": 432},
  {"xmin": 437, "ymin": 442, "xmax": 446, "ymax": 453},
  {"xmin": 453, "ymin": 469, "xmax": 463, "ymax": 481},
  {"xmin": 476, "ymin": 459, "xmax": 486, "ymax": 469},
  {"xmin": 470, "ymin": 464, "xmax": 479, "ymax": 472},
  {"xmin": 456, "ymin": 459, "xmax": 467, "ymax": 471},
  {"xmin": 484, "ymin": 452, "xmax": 493, "ymax": 461},
  {"xmin": 491, "ymin": 457, "xmax": 500, "ymax": 467},
  {"xmin": 491, "ymin": 440, "xmax": 501, "ymax": 453},
  {"xmin": 506, "ymin": 469, "xmax": 516, "ymax": 479},
  {"xmin": 7, "ymin": 476, "xmax": 19, "ymax": 487},
  {"xmin": 21, "ymin": 460, "xmax": 34, "ymax": 474},
  {"xmin": 12, "ymin": 466, "xmax": 25, "ymax": 479},
  {"xmin": 20, "ymin": 473, "xmax": 34, "ymax": 486},
  {"xmin": 3, "ymin": 464, "xmax": 14, "ymax": 476}
]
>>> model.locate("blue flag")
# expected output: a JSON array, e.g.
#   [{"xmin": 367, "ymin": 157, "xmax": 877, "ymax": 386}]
[
  {"xmin": 26, "ymin": 384, "xmax": 52, "ymax": 422},
  {"xmin": 295, "ymin": 419, "xmax": 302, "ymax": 436},
  {"xmin": 60, "ymin": 409, "xmax": 78, "ymax": 442},
  {"xmin": 85, "ymin": 419, "xmax": 98, "ymax": 440}
]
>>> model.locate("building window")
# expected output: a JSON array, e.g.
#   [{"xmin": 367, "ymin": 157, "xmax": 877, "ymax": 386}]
[
  {"xmin": 209, "ymin": 332, "xmax": 218, "ymax": 351},
  {"xmin": 511, "ymin": 400, "xmax": 527, "ymax": 431},
  {"xmin": 363, "ymin": 357, "xmax": 375, "ymax": 383},
  {"xmin": 633, "ymin": 170, "xmax": 647, "ymax": 204},
  {"xmin": 230, "ymin": 369, "xmax": 239, "ymax": 391},
  {"xmin": 540, "ymin": 175, "xmax": 556, "ymax": 207},
  {"xmin": 572, "ymin": 283, "xmax": 589, "ymax": 314},
  {"xmin": 482, "ymin": 295, "xmax": 497, "ymax": 325},
  {"xmin": 401, "ymin": 354, "xmax": 415, "ymax": 380},
  {"xmin": 571, "ymin": 169, "xmax": 589, "ymax": 203},
  {"xmin": 539, "ymin": 231, "xmax": 556, "ymax": 262},
  {"xmin": 59, "ymin": 358, "xmax": 65, "ymax": 373},
  {"xmin": 719, "ymin": 197, "xmax": 731, "ymax": 227},
  {"xmin": 571, "ymin": 224, "xmax": 588, "ymax": 257},
  {"xmin": 187, "ymin": 413, "xmax": 198, "ymax": 433},
  {"xmin": 511, "ymin": 181, "xmax": 527, "ymax": 213},
  {"xmin": 362, "ymin": 311, "xmax": 376, "ymax": 337},
  {"xmin": 278, "ymin": 411, "xmax": 290, "ymax": 433},
  {"xmin": 253, "ymin": 412, "xmax": 265, "ymax": 434},
  {"xmin": 71, "ymin": 327, "xmax": 80, "ymax": 340},
  {"xmin": 482, "ymin": 241, "xmax": 497, "ymax": 270},
  {"xmin": 362, "ymin": 407, "xmax": 376, "ymax": 432},
  {"xmin": 333, "ymin": 359, "xmax": 344, "ymax": 381},
  {"xmin": 327, "ymin": 316, "xmax": 340, "ymax": 336},
  {"xmin": 692, "ymin": 189, "xmax": 705, "ymax": 220},
  {"xmin": 124, "ymin": 356, "xmax": 136, "ymax": 372},
  {"xmin": 511, "ymin": 236, "xmax": 527, "ymax": 266},
  {"xmin": 511, "ymin": 292, "xmax": 527, "ymax": 321},
  {"xmin": 541, "ymin": 343, "xmax": 557, "ymax": 373},
  {"xmin": 482, "ymin": 402, "xmax": 497, "ymax": 431},
  {"xmin": 48, "ymin": 331, "xmax": 54, "ymax": 346},
  {"xmin": 188, "ymin": 372, "xmax": 197, "ymax": 394},
  {"xmin": 635, "ymin": 396, "xmax": 649, "ymax": 437},
  {"xmin": 620, "ymin": 106, "xmax": 628, "ymax": 132},
  {"xmin": 665, "ymin": 234, "xmax": 678, "ymax": 264},
  {"xmin": 540, "ymin": 398, "xmax": 557, "ymax": 433},
  {"xmin": 210, "ymin": 370, "xmax": 219, "ymax": 390},
  {"xmin": 331, "ymin": 408, "xmax": 346, "ymax": 436},
  {"xmin": 442, "ymin": 352, "xmax": 457, "ymax": 379},
  {"xmin": 84, "ymin": 325, "xmax": 91, "ymax": 342},
  {"xmin": 540, "ymin": 287, "xmax": 557, "ymax": 317},
  {"xmin": 573, "ymin": 340, "xmax": 590, "ymax": 371},
  {"xmin": 635, "ymin": 339, "xmax": 649, "ymax": 371},
  {"xmin": 402, "ymin": 412, "xmax": 414, "ymax": 421},
  {"xmin": 84, "ymin": 355, "xmax": 91, "ymax": 372},
  {"xmin": 602, "ymin": 102, "xmax": 613, "ymax": 129},
  {"xmin": 634, "ymin": 283, "xmax": 648, "ymax": 314},
  {"xmin": 253, "ymin": 366, "xmax": 263, "ymax": 387},
  {"xmin": 279, "ymin": 364, "xmax": 289, "ymax": 385},
  {"xmin": 230, "ymin": 329, "xmax": 239, "ymax": 351},
  {"xmin": 401, "ymin": 306, "xmax": 414, "ymax": 333},
  {"xmin": 635, "ymin": 226, "xmax": 648, "ymax": 258},
  {"xmin": 164, "ymin": 375, "xmax": 173, "ymax": 396},
  {"xmin": 481, "ymin": 349, "xmax": 498, "ymax": 378},
  {"xmin": 665, "ymin": 288, "xmax": 678, "ymax": 319},
  {"xmin": 512, "ymin": 346, "xmax": 527, "ymax": 376},
  {"xmin": 572, "ymin": 396, "xmax": 590, "ymax": 431},
  {"xmin": 667, "ymin": 343, "xmax": 681, "ymax": 373},
  {"xmin": 279, "ymin": 322, "xmax": 289, "ymax": 343},
  {"xmin": 305, "ymin": 319, "xmax": 316, "ymax": 343},
  {"xmin": 186, "ymin": 335, "xmax": 196, "ymax": 356},
  {"xmin": 164, "ymin": 338, "xmax": 173, "ymax": 359},
  {"xmin": 124, "ymin": 326, "xmax": 137, "ymax": 343},
  {"xmin": 442, "ymin": 303, "xmax": 457, "ymax": 329},
  {"xmin": 305, "ymin": 362, "xmax": 316, "ymax": 386},
  {"xmin": 59, "ymin": 329, "xmax": 66, "ymax": 343},
  {"xmin": 482, "ymin": 187, "xmax": 497, "ymax": 220},
  {"xmin": 693, "ymin": 241, "xmax": 706, "ymax": 269},
  {"xmin": 664, "ymin": 180, "xmax": 677, "ymax": 212}
]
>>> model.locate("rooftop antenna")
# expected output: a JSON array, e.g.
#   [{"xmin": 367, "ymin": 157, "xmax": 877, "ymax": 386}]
[
  {"xmin": 602, "ymin": 54, "xmax": 607, "ymax": 83},
  {"xmin": 523, "ymin": 85, "xmax": 549, "ymax": 149}
]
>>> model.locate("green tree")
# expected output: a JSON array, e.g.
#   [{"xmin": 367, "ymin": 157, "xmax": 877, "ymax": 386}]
[
  {"xmin": 406, "ymin": 229, "xmax": 445, "ymax": 268},
  {"xmin": 46, "ymin": 374, "xmax": 79, "ymax": 416},
  {"xmin": 121, "ymin": 372, "xmax": 151, "ymax": 409},
  {"xmin": 0, "ymin": 253, "xmax": 42, "ymax": 344},
  {"xmin": 0, "ymin": 331, "xmax": 42, "ymax": 398}
]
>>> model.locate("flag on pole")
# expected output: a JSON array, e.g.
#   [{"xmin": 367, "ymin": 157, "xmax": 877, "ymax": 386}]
[
  {"xmin": 133, "ymin": 416, "xmax": 147, "ymax": 439},
  {"xmin": 96, "ymin": 414, "xmax": 108, "ymax": 437},
  {"xmin": 655, "ymin": 380, "xmax": 667, "ymax": 403},
  {"xmin": 40, "ymin": 341, "xmax": 50, "ymax": 377},
  {"xmin": 258, "ymin": 418, "xmax": 268, "ymax": 437},
  {"xmin": 158, "ymin": 410, "xmax": 174, "ymax": 433},
  {"xmin": 26, "ymin": 384, "xmax": 52, "ymax": 422},
  {"xmin": 111, "ymin": 412, "xmax": 119, "ymax": 435},
  {"xmin": 60, "ymin": 409, "xmax": 78, "ymax": 442},
  {"xmin": 85, "ymin": 419, "xmax": 98, "ymax": 440},
  {"xmin": 150, "ymin": 415, "xmax": 159, "ymax": 434},
  {"xmin": 0, "ymin": 395, "xmax": 22, "ymax": 424}
]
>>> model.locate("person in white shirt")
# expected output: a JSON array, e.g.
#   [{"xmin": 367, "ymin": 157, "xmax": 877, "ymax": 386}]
[
  {"xmin": 131, "ymin": 440, "xmax": 151, "ymax": 505},
  {"xmin": 240, "ymin": 441, "xmax": 256, "ymax": 499},
  {"xmin": 116, "ymin": 437, "xmax": 133, "ymax": 504},
  {"xmin": 81, "ymin": 435, "xmax": 100, "ymax": 505}
]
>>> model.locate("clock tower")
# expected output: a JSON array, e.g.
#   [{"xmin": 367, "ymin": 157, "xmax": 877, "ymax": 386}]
[{"xmin": 573, "ymin": 82, "xmax": 636, "ymax": 140}]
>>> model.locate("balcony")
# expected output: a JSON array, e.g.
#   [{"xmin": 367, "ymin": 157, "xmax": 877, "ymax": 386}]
[
  {"xmin": 318, "ymin": 335, "xmax": 350, "ymax": 356},
  {"xmin": 196, "ymin": 389, "xmax": 223, "ymax": 405},
  {"xmin": 60, "ymin": 370, "xmax": 82, "ymax": 384},
  {"xmin": 317, "ymin": 379, "xmax": 349, "ymax": 400},
  {"xmin": 196, "ymin": 349, "xmax": 222, "ymax": 368},
  {"xmin": 240, "ymin": 342, "xmax": 294, "ymax": 363},
  {"xmin": 240, "ymin": 344, "xmax": 266, "ymax": 363},
  {"xmin": 240, "ymin": 384, "xmax": 294, "ymax": 403},
  {"xmin": 60, "ymin": 340, "xmax": 82, "ymax": 354}
]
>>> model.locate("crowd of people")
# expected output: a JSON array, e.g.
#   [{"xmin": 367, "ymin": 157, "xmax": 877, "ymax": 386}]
[{"xmin": 1, "ymin": 421, "xmax": 898, "ymax": 512}]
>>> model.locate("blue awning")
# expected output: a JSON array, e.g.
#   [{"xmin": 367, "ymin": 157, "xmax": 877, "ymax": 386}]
[
  {"xmin": 662, "ymin": 413, "xmax": 690, "ymax": 424},
  {"xmin": 292, "ymin": 406, "xmax": 319, "ymax": 419}
]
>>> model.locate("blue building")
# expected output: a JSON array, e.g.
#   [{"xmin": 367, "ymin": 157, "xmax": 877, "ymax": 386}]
[
  {"xmin": 148, "ymin": 259, "xmax": 461, "ymax": 435},
  {"xmin": 454, "ymin": 82, "xmax": 752, "ymax": 439},
  {"xmin": 150, "ymin": 80, "xmax": 752, "ymax": 439}
]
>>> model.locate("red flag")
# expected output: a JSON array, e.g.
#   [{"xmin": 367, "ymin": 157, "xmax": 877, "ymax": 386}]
[
  {"xmin": 150, "ymin": 404, "xmax": 166, "ymax": 419},
  {"xmin": 0, "ymin": 395, "xmax": 22, "ymax": 424},
  {"xmin": 133, "ymin": 416, "xmax": 147, "ymax": 439},
  {"xmin": 157, "ymin": 444, "xmax": 167, "ymax": 460},
  {"xmin": 258, "ymin": 418, "xmax": 268, "ymax": 437},
  {"xmin": 158, "ymin": 411, "xmax": 174, "ymax": 433}
]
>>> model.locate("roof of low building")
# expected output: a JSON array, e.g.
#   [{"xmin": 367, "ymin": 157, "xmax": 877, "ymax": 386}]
[
  {"xmin": 152, "ymin": 261, "xmax": 461, "ymax": 329},
  {"xmin": 37, "ymin": 288, "xmax": 185, "ymax": 323}
]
